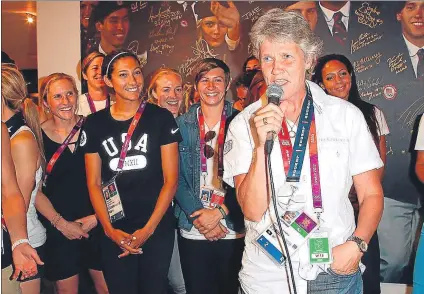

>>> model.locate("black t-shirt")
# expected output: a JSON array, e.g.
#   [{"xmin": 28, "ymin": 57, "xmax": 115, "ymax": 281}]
[
  {"xmin": 41, "ymin": 129, "xmax": 94, "ymax": 226},
  {"xmin": 81, "ymin": 103, "xmax": 182, "ymax": 232}
]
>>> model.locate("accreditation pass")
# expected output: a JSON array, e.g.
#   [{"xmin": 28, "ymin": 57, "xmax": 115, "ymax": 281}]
[
  {"xmin": 255, "ymin": 210, "xmax": 319, "ymax": 266},
  {"xmin": 101, "ymin": 179, "xmax": 125, "ymax": 223}
]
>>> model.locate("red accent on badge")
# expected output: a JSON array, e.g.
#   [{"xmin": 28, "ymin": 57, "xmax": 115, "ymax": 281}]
[
  {"xmin": 181, "ymin": 20, "xmax": 188, "ymax": 27},
  {"xmin": 383, "ymin": 84, "xmax": 397, "ymax": 100}
]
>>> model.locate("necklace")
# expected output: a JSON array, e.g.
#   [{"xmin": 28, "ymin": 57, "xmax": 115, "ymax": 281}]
[{"xmin": 286, "ymin": 113, "xmax": 301, "ymax": 139}]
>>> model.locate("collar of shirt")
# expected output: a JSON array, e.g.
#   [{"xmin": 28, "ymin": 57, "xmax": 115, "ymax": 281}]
[
  {"xmin": 99, "ymin": 44, "xmax": 106, "ymax": 55},
  {"xmin": 402, "ymin": 34, "xmax": 423, "ymax": 57},
  {"xmin": 319, "ymin": 1, "xmax": 350, "ymax": 30}
]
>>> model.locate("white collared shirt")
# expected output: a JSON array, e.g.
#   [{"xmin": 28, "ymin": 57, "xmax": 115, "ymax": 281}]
[
  {"xmin": 403, "ymin": 35, "xmax": 424, "ymax": 78},
  {"xmin": 416, "ymin": 116, "xmax": 424, "ymax": 151},
  {"xmin": 98, "ymin": 43, "xmax": 106, "ymax": 55},
  {"xmin": 223, "ymin": 81, "xmax": 383, "ymax": 294},
  {"xmin": 319, "ymin": 1, "xmax": 350, "ymax": 34}
]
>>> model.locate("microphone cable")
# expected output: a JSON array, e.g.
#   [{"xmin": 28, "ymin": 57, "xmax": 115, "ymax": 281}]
[{"xmin": 265, "ymin": 144, "xmax": 297, "ymax": 294}]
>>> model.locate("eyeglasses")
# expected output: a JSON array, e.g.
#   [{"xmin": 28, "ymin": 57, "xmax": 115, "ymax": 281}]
[{"xmin": 204, "ymin": 130, "xmax": 216, "ymax": 159}]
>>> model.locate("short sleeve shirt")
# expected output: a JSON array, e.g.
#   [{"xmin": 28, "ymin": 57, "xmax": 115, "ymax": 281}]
[
  {"xmin": 416, "ymin": 116, "xmax": 424, "ymax": 151},
  {"xmin": 223, "ymin": 81, "xmax": 383, "ymax": 293},
  {"xmin": 81, "ymin": 103, "xmax": 182, "ymax": 232}
]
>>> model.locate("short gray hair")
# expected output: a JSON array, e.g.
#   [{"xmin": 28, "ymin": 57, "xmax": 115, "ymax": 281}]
[{"xmin": 250, "ymin": 9, "xmax": 323, "ymax": 65}]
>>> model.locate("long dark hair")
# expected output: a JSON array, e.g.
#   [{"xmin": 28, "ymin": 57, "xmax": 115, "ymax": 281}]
[{"xmin": 311, "ymin": 54, "xmax": 380, "ymax": 147}]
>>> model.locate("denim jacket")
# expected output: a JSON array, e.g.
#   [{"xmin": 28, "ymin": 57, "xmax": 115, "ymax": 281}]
[{"xmin": 175, "ymin": 100, "xmax": 245, "ymax": 233}]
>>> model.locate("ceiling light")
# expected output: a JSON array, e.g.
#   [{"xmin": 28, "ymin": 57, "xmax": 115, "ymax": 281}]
[{"xmin": 26, "ymin": 13, "xmax": 34, "ymax": 24}]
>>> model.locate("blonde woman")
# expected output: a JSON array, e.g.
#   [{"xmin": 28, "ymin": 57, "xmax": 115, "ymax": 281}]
[
  {"xmin": 1, "ymin": 64, "xmax": 46, "ymax": 294},
  {"xmin": 147, "ymin": 67, "xmax": 186, "ymax": 293},
  {"xmin": 35, "ymin": 73, "xmax": 108, "ymax": 294},
  {"xmin": 147, "ymin": 67, "xmax": 184, "ymax": 118},
  {"xmin": 79, "ymin": 51, "xmax": 110, "ymax": 117}
]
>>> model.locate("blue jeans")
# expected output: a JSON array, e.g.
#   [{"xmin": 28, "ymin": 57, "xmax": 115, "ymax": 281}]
[
  {"xmin": 378, "ymin": 197, "xmax": 420, "ymax": 282},
  {"xmin": 168, "ymin": 230, "xmax": 186, "ymax": 294},
  {"xmin": 413, "ymin": 226, "xmax": 424, "ymax": 294},
  {"xmin": 307, "ymin": 268, "xmax": 363, "ymax": 294}
]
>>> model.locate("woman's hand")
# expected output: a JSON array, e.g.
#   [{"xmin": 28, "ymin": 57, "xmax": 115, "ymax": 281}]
[
  {"xmin": 191, "ymin": 208, "xmax": 223, "ymax": 234},
  {"xmin": 117, "ymin": 226, "xmax": 155, "ymax": 258},
  {"xmin": 253, "ymin": 104, "xmax": 285, "ymax": 147},
  {"xmin": 330, "ymin": 242, "xmax": 362, "ymax": 275},
  {"xmin": 105, "ymin": 228, "xmax": 141, "ymax": 258},
  {"xmin": 74, "ymin": 215, "xmax": 98, "ymax": 233},
  {"xmin": 11, "ymin": 243, "xmax": 44, "ymax": 280},
  {"xmin": 204, "ymin": 223, "xmax": 229, "ymax": 241},
  {"xmin": 56, "ymin": 218, "xmax": 89, "ymax": 240}
]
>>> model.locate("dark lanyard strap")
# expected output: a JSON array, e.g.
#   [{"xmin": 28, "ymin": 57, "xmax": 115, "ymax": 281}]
[
  {"xmin": 43, "ymin": 117, "xmax": 85, "ymax": 184},
  {"xmin": 116, "ymin": 100, "xmax": 147, "ymax": 172},
  {"xmin": 86, "ymin": 93, "xmax": 110, "ymax": 114},
  {"xmin": 277, "ymin": 87, "xmax": 323, "ymax": 214},
  {"xmin": 199, "ymin": 104, "xmax": 227, "ymax": 178}
]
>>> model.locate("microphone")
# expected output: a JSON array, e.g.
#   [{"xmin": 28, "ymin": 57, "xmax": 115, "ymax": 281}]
[{"xmin": 265, "ymin": 83, "xmax": 284, "ymax": 154}]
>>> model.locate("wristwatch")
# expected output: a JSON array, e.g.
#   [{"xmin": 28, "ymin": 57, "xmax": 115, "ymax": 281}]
[{"xmin": 347, "ymin": 235, "xmax": 368, "ymax": 253}]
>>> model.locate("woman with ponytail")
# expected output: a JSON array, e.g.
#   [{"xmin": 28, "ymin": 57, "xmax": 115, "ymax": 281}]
[{"xmin": 1, "ymin": 63, "xmax": 47, "ymax": 294}]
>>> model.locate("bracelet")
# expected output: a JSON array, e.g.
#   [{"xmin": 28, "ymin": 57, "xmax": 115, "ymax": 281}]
[
  {"xmin": 217, "ymin": 205, "xmax": 227, "ymax": 219},
  {"xmin": 51, "ymin": 213, "xmax": 62, "ymax": 228},
  {"xmin": 11, "ymin": 239, "xmax": 30, "ymax": 251}
]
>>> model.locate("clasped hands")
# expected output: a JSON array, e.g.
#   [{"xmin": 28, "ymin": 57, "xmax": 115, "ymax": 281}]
[
  {"xmin": 190, "ymin": 208, "xmax": 229, "ymax": 241},
  {"xmin": 57, "ymin": 214, "xmax": 97, "ymax": 240},
  {"xmin": 106, "ymin": 226, "xmax": 154, "ymax": 258}
]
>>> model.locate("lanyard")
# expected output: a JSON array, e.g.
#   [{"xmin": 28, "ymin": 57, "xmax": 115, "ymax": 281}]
[
  {"xmin": 43, "ymin": 117, "xmax": 85, "ymax": 185},
  {"xmin": 198, "ymin": 104, "xmax": 227, "ymax": 179},
  {"xmin": 277, "ymin": 87, "xmax": 323, "ymax": 215},
  {"xmin": 86, "ymin": 93, "xmax": 110, "ymax": 114},
  {"xmin": 116, "ymin": 100, "xmax": 147, "ymax": 172}
]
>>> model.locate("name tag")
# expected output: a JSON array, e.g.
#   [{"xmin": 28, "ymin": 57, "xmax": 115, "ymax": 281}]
[
  {"xmin": 255, "ymin": 210, "xmax": 319, "ymax": 266},
  {"xmin": 102, "ymin": 178, "xmax": 125, "ymax": 223},
  {"xmin": 309, "ymin": 230, "xmax": 332, "ymax": 264},
  {"xmin": 200, "ymin": 186, "xmax": 225, "ymax": 208}
]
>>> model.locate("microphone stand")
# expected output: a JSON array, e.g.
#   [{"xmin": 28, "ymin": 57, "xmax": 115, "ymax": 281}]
[{"xmin": 265, "ymin": 140, "xmax": 297, "ymax": 294}]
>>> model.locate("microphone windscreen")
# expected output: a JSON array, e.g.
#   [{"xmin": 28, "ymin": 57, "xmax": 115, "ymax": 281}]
[{"xmin": 266, "ymin": 83, "xmax": 284, "ymax": 105}]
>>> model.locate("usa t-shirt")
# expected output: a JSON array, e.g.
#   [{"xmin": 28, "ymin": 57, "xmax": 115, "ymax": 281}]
[{"xmin": 81, "ymin": 103, "xmax": 182, "ymax": 233}]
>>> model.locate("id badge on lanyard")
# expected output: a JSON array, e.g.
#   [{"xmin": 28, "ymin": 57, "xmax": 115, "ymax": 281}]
[
  {"xmin": 309, "ymin": 229, "xmax": 332, "ymax": 264},
  {"xmin": 198, "ymin": 105, "xmax": 227, "ymax": 209},
  {"xmin": 255, "ymin": 210, "xmax": 319, "ymax": 266},
  {"xmin": 200, "ymin": 186, "xmax": 225, "ymax": 208},
  {"xmin": 256, "ymin": 86, "xmax": 330, "ymax": 265},
  {"xmin": 101, "ymin": 175, "xmax": 125, "ymax": 223},
  {"xmin": 102, "ymin": 100, "xmax": 147, "ymax": 223}
]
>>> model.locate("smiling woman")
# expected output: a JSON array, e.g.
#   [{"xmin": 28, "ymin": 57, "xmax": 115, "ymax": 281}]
[
  {"xmin": 79, "ymin": 51, "xmax": 110, "ymax": 117},
  {"xmin": 81, "ymin": 50, "xmax": 182, "ymax": 294},
  {"xmin": 147, "ymin": 67, "xmax": 184, "ymax": 118},
  {"xmin": 312, "ymin": 54, "xmax": 389, "ymax": 294},
  {"xmin": 35, "ymin": 73, "xmax": 108, "ymax": 294}
]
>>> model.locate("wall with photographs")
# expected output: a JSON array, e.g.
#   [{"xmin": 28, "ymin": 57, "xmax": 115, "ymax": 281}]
[{"xmin": 80, "ymin": 1, "xmax": 423, "ymax": 283}]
